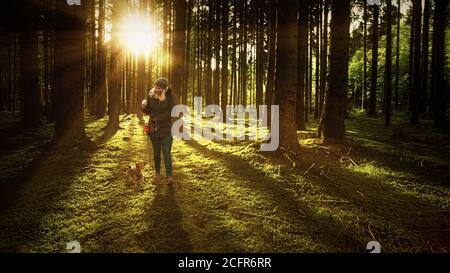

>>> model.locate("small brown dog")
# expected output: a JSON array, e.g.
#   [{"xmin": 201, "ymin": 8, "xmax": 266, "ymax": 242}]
[{"xmin": 126, "ymin": 162, "xmax": 146, "ymax": 189}]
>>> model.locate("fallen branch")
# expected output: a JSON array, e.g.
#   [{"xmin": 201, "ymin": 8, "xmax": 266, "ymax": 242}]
[
  {"xmin": 303, "ymin": 163, "xmax": 316, "ymax": 175},
  {"xmin": 368, "ymin": 224, "xmax": 377, "ymax": 241},
  {"xmin": 315, "ymin": 200, "xmax": 351, "ymax": 204}
]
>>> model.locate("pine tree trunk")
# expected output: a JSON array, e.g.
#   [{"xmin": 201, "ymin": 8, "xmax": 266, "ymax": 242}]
[
  {"xmin": 89, "ymin": 0, "xmax": 97, "ymax": 115},
  {"xmin": 19, "ymin": 0, "xmax": 40, "ymax": 128},
  {"xmin": 305, "ymin": 10, "xmax": 310, "ymax": 123},
  {"xmin": 53, "ymin": 0, "xmax": 88, "ymax": 145},
  {"xmin": 410, "ymin": 0, "xmax": 422, "ymax": 125},
  {"xmin": 384, "ymin": 0, "xmax": 393, "ymax": 126},
  {"xmin": 432, "ymin": 0, "xmax": 449, "ymax": 129},
  {"xmin": 256, "ymin": 0, "xmax": 264, "ymax": 112},
  {"xmin": 320, "ymin": 0, "xmax": 329, "ymax": 116},
  {"xmin": 265, "ymin": 0, "xmax": 276, "ymax": 126},
  {"xmin": 108, "ymin": 0, "xmax": 122, "ymax": 129},
  {"xmin": 213, "ymin": 0, "xmax": 221, "ymax": 106},
  {"xmin": 321, "ymin": 0, "xmax": 351, "ymax": 142},
  {"xmin": 183, "ymin": 0, "xmax": 193, "ymax": 105},
  {"xmin": 368, "ymin": 4, "xmax": 379, "ymax": 116},
  {"xmin": 314, "ymin": 8, "xmax": 320, "ymax": 120},
  {"xmin": 95, "ymin": 0, "xmax": 107, "ymax": 118},
  {"xmin": 205, "ymin": 0, "xmax": 213, "ymax": 105},
  {"xmin": 408, "ymin": 6, "xmax": 414, "ymax": 112},
  {"xmin": 231, "ymin": 0, "xmax": 237, "ymax": 105},
  {"xmin": 420, "ymin": 0, "xmax": 430, "ymax": 113},
  {"xmin": 172, "ymin": 0, "xmax": 187, "ymax": 105},
  {"xmin": 296, "ymin": 0, "xmax": 308, "ymax": 131},
  {"xmin": 363, "ymin": 0, "xmax": 368, "ymax": 110},
  {"xmin": 275, "ymin": 0, "xmax": 300, "ymax": 151},
  {"xmin": 242, "ymin": 2, "xmax": 248, "ymax": 107},
  {"xmin": 394, "ymin": 0, "xmax": 400, "ymax": 110},
  {"xmin": 221, "ymin": 0, "xmax": 229, "ymax": 112}
]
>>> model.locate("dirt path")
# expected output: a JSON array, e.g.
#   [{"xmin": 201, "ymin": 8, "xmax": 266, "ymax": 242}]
[{"xmin": 0, "ymin": 115, "xmax": 449, "ymax": 252}]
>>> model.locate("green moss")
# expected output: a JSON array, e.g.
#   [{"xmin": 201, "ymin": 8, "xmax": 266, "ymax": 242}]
[{"xmin": 0, "ymin": 113, "xmax": 449, "ymax": 253}]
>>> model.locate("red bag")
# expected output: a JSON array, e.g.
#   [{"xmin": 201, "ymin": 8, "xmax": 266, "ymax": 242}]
[
  {"xmin": 144, "ymin": 123, "xmax": 150, "ymax": 133},
  {"xmin": 144, "ymin": 121, "xmax": 160, "ymax": 134}
]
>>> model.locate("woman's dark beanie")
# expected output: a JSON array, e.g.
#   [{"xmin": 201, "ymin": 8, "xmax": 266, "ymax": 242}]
[{"xmin": 155, "ymin": 78, "xmax": 168, "ymax": 89}]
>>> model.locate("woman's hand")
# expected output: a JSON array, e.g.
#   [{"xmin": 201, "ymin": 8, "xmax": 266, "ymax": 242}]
[{"xmin": 141, "ymin": 99, "xmax": 148, "ymax": 111}]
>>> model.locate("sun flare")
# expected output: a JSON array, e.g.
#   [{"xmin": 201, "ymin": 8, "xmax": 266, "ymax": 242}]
[{"xmin": 118, "ymin": 15, "xmax": 159, "ymax": 57}]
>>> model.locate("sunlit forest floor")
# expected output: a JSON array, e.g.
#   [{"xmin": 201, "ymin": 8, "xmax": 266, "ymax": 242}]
[{"xmin": 0, "ymin": 110, "xmax": 449, "ymax": 253}]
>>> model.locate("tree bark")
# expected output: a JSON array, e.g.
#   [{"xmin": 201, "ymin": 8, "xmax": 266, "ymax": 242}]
[
  {"xmin": 432, "ymin": 0, "xmax": 449, "ymax": 129},
  {"xmin": 265, "ymin": 0, "xmax": 276, "ymax": 127},
  {"xmin": 410, "ymin": 0, "xmax": 422, "ymax": 125},
  {"xmin": 363, "ymin": 0, "xmax": 368, "ymax": 110},
  {"xmin": 384, "ymin": 0, "xmax": 393, "ymax": 126},
  {"xmin": 19, "ymin": 0, "xmax": 41, "ymax": 128},
  {"xmin": 275, "ymin": 0, "xmax": 300, "ymax": 151},
  {"xmin": 296, "ymin": 0, "xmax": 308, "ymax": 131},
  {"xmin": 53, "ymin": 0, "xmax": 89, "ymax": 145},
  {"xmin": 321, "ymin": 0, "xmax": 351, "ymax": 142},
  {"xmin": 221, "ymin": 0, "xmax": 229, "ymax": 112},
  {"xmin": 368, "ymin": 4, "xmax": 379, "ymax": 116},
  {"xmin": 420, "ymin": 0, "xmax": 430, "ymax": 113},
  {"xmin": 108, "ymin": 0, "xmax": 122, "ymax": 129}
]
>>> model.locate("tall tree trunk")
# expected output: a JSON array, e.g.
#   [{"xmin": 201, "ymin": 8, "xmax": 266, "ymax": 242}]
[
  {"xmin": 231, "ymin": 0, "xmax": 238, "ymax": 105},
  {"xmin": 53, "ymin": 0, "xmax": 89, "ymax": 145},
  {"xmin": 213, "ymin": 0, "xmax": 221, "ymax": 106},
  {"xmin": 96, "ymin": 0, "xmax": 107, "ymax": 118},
  {"xmin": 296, "ymin": 0, "xmax": 308, "ymax": 131},
  {"xmin": 320, "ymin": 0, "xmax": 329, "ymax": 116},
  {"xmin": 432, "ymin": 0, "xmax": 449, "ymax": 129},
  {"xmin": 265, "ymin": 0, "xmax": 276, "ymax": 126},
  {"xmin": 221, "ymin": 0, "xmax": 229, "ymax": 112},
  {"xmin": 205, "ymin": 0, "xmax": 213, "ymax": 105},
  {"xmin": 410, "ymin": 0, "xmax": 422, "ymax": 125},
  {"xmin": 321, "ymin": 0, "xmax": 351, "ymax": 142},
  {"xmin": 394, "ymin": 0, "xmax": 400, "ymax": 110},
  {"xmin": 309, "ymin": 10, "xmax": 313, "ymax": 115},
  {"xmin": 420, "ymin": 0, "xmax": 430, "ymax": 113},
  {"xmin": 408, "ymin": 6, "xmax": 414, "ymax": 112},
  {"xmin": 314, "ymin": 9, "xmax": 320, "ymax": 120},
  {"xmin": 19, "ymin": 0, "xmax": 41, "ymax": 128},
  {"xmin": 384, "ymin": 0, "xmax": 393, "ymax": 126},
  {"xmin": 317, "ymin": 1, "xmax": 323, "ymax": 114},
  {"xmin": 89, "ymin": 0, "xmax": 97, "ymax": 115},
  {"xmin": 368, "ymin": 4, "xmax": 379, "ymax": 116},
  {"xmin": 242, "ymin": 1, "xmax": 248, "ymax": 106},
  {"xmin": 305, "ymin": 11, "xmax": 310, "ymax": 123},
  {"xmin": 172, "ymin": 0, "xmax": 187, "ymax": 105},
  {"xmin": 363, "ymin": 0, "xmax": 368, "ymax": 110},
  {"xmin": 183, "ymin": 0, "xmax": 193, "ymax": 105},
  {"xmin": 275, "ymin": 0, "xmax": 300, "ymax": 151},
  {"xmin": 108, "ymin": 0, "xmax": 122, "ymax": 129},
  {"xmin": 136, "ymin": 0, "xmax": 148, "ymax": 121},
  {"xmin": 43, "ymin": 0, "xmax": 52, "ymax": 122},
  {"xmin": 256, "ymin": 0, "xmax": 264, "ymax": 112},
  {"xmin": 163, "ymin": 0, "xmax": 170, "ymax": 77}
]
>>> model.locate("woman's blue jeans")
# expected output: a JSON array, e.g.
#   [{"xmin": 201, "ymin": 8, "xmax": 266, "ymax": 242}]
[{"xmin": 149, "ymin": 135, "xmax": 173, "ymax": 176}]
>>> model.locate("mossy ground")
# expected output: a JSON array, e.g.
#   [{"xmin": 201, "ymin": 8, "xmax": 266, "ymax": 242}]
[{"xmin": 0, "ymin": 112, "xmax": 449, "ymax": 253}]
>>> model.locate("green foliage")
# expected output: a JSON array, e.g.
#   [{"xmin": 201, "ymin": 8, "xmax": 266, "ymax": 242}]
[{"xmin": 348, "ymin": 20, "xmax": 414, "ymax": 110}]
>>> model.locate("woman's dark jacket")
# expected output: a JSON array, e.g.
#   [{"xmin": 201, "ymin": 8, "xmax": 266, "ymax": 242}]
[{"xmin": 142, "ymin": 89, "xmax": 175, "ymax": 138}]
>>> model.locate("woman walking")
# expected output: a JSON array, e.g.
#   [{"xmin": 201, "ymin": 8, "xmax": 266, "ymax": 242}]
[{"xmin": 141, "ymin": 78, "xmax": 175, "ymax": 184}]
